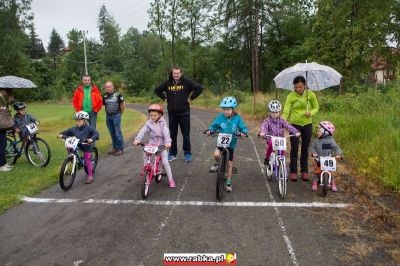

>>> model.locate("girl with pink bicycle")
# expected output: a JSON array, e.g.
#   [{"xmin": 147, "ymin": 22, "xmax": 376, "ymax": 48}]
[{"xmin": 133, "ymin": 104, "xmax": 175, "ymax": 192}]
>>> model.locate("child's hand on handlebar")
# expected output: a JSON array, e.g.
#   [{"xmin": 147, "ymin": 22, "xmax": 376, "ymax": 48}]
[
  {"xmin": 335, "ymin": 155, "xmax": 342, "ymax": 160},
  {"xmin": 240, "ymin": 132, "xmax": 248, "ymax": 137},
  {"xmin": 295, "ymin": 132, "xmax": 301, "ymax": 137},
  {"xmin": 165, "ymin": 143, "xmax": 171, "ymax": 149},
  {"xmin": 86, "ymin": 138, "xmax": 93, "ymax": 144},
  {"xmin": 259, "ymin": 132, "xmax": 266, "ymax": 137},
  {"xmin": 312, "ymin": 153, "xmax": 318, "ymax": 158},
  {"xmin": 204, "ymin": 130, "xmax": 212, "ymax": 135},
  {"xmin": 57, "ymin": 134, "xmax": 64, "ymax": 139},
  {"xmin": 133, "ymin": 140, "xmax": 140, "ymax": 145}
]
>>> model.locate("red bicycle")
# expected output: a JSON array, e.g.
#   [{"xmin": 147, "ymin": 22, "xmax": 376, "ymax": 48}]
[{"xmin": 137, "ymin": 143, "xmax": 166, "ymax": 199}]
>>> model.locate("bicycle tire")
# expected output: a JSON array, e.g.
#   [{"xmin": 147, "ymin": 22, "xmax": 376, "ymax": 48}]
[
  {"xmin": 59, "ymin": 156, "xmax": 77, "ymax": 191},
  {"xmin": 322, "ymin": 172, "xmax": 329, "ymax": 196},
  {"xmin": 216, "ymin": 150, "xmax": 227, "ymax": 201},
  {"xmin": 278, "ymin": 161, "xmax": 287, "ymax": 199},
  {"xmin": 25, "ymin": 137, "xmax": 51, "ymax": 167},
  {"xmin": 5, "ymin": 137, "xmax": 18, "ymax": 165},
  {"xmin": 141, "ymin": 170, "xmax": 151, "ymax": 199},
  {"xmin": 84, "ymin": 147, "xmax": 98, "ymax": 175}
]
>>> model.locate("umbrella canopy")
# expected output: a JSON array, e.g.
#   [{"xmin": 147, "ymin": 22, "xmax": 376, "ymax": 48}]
[
  {"xmin": 273, "ymin": 62, "xmax": 342, "ymax": 91},
  {"xmin": 0, "ymin": 75, "xmax": 37, "ymax": 89}
]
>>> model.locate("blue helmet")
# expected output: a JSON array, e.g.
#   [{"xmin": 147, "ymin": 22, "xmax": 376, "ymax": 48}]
[{"xmin": 219, "ymin": 96, "xmax": 238, "ymax": 108}]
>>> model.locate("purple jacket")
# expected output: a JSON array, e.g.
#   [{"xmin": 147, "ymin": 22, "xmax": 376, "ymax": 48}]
[
  {"xmin": 260, "ymin": 116, "xmax": 299, "ymax": 137},
  {"xmin": 135, "ymin": 116, "xmax": 172, "ymax": 145}
]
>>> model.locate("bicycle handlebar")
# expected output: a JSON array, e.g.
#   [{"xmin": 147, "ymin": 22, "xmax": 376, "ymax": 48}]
[
  {"xmin": 258, "ymin": 134, "xmax": 297, "ymax": 139},
  {"xmin": 203, "ymin": 130, "xmax": 248, "ymax": 138}
]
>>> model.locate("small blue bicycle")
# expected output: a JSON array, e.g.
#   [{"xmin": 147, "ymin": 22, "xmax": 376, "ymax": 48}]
[
  {"xmin": 5, "ymin": 123, "xmax": 51, "ymax": 167},
  {"xmin": 59, "ymin": 137, "xmax": 98, "ymax": 191}
]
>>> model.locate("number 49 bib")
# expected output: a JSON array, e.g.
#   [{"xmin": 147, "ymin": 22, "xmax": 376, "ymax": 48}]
[
  {"xmin": 217, "ymin": 133, "xmax": 232, "ymax": 148},
  {"xmin": 320, "ymin": 156, "xmax": 337, "ymax": 171}
]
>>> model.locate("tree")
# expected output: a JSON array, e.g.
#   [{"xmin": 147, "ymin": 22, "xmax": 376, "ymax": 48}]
[
  {"xmin": 48, "ymin": 28, "xmax": 65, "ymax": 55},
  {"xmin": 28, "ymin": 24, "xmax": 45, "ymax": 59},
  {"xmin": 98, "ymin": 4, "xmax": 122, "ymax": 72}
]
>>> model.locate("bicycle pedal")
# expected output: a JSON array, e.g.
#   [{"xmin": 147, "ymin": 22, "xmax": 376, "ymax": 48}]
[{"xmin": 232, "ymin": 167, "xmax": 237, "ymax": 174}]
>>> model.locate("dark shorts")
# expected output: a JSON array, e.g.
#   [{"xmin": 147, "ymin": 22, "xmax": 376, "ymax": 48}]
[{"xmin": 217, "ymin": 147, "xmax": 235, "ymax": 161}]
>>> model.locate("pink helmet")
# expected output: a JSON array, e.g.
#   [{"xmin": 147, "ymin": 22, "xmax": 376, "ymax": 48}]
[{"xmin": 319, "ymin": 121, "xmax": 335, "ymax": 135}]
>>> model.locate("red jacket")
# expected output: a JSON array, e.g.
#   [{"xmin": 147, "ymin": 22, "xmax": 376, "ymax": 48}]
[{"xmin": 72, "ymin": 84, "xmax": 103, "ymax": 113}]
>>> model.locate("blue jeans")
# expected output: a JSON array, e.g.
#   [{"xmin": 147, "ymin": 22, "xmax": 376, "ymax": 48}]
[
  {"xmin": 88, "ymin": 111, "xmax": 97, "ymax": 129},
  {"xmin": 106, "ymin": 113, "xmax": 124, "ymax": 151}
]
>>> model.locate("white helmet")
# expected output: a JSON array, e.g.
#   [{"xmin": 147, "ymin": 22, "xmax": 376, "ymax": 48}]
[
  {"xmin": 74, "ymin": 111, "xmax": 89, "ymax": 120},
  {"xmin": 268, "ymin": 100, "xmax": 281, "ymax": 112}
]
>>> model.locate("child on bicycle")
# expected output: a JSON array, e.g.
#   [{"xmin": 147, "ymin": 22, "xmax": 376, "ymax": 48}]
[
  {"xmin": 133, "ymin": 104, "xmax": 175, "ymax": 188},
  {"xmin": 13, "ymin": 102, "xmax": 39, "ymax": 145},
  {"xmin": 57, "ymin": 111, "xmax": 99, "ymax": 184},
  {"xmin": 259, "ymin": 100, "xmax": 300, "ymax": 166},
  {"xmin": 205, "ymin": 96, "xmax": 248, "ymax": 192},
  {"xmin": 309, "ymin": 121, "xmax": 342, "ymax": 192}
]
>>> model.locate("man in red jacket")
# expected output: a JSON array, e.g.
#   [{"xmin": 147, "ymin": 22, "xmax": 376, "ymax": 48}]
[{"xmin": 72, "ymin": 75, "xmax": 103, "ymax": 128}]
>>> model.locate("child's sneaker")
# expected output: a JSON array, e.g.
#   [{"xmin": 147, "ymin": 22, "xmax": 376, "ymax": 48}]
[
  {"xmin": 169, "ymin": 179, "xmax": 176, "ymax": 188},
  {"xmin": 184, "ymin": 153, "xmax": 192, "ymax": 162},
  {"xmin": 0, "ymin": 165, "xmax": 11, "ymax": 172},
  {"xmin": 311, "ymin": 180, "xmax": 318, "ymax": 191},
  {"xmin": 226, "ymin": 184, "xmax": 232, "ymax": 192},
  {"xmin": 210, "ymin": 162, "xmax": 218, "ymax": 172},
  {"xmin": 168, "ymin": 154, "xmax": 177, "ymax": 161},
  {"xmin": 263, "ymin": 158, "xmax": 269, "ymax": 165},
  {"xmin": 331, "ymin": 181, "xmax": 338, "ymax": 192},
  {"xmin": 86, "ymin": 176, "xmax": 93, "ymax": 184}
]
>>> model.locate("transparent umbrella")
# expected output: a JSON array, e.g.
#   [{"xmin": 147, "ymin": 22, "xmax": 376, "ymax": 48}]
[{"xmin": 0, "ymin": 76, "xmax": 37, "ymax": 89}]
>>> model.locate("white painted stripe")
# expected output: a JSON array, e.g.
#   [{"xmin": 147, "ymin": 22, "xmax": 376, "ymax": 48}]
[
  {"xmin": 249, "ymin": 135, "xmax": 299, "ymax": 266},
  {"xmin": 22, "ymin": 196, "xmax": 79, "ymax": 203},
  {"xmin": 22, "ymin": 196, "xmax": 350, "ymax": 208}
]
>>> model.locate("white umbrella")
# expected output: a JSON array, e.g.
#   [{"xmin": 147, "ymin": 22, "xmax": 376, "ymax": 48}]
[
  {"xmin": 0, "ymin": 75, "xmax": 37, "ymax": 89},
  {"xmin": 273, "ymin": 62, "xmax": 342, "ymax": 91}
]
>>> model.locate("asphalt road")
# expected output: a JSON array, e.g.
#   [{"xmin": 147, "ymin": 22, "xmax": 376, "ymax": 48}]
[{"xmin": 0, "ymin": 104, "xmax": 352, "ymax": 265}]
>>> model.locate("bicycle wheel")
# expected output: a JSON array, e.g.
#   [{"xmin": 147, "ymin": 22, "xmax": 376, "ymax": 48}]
[
  {"xmin": 141, "ymin": 170, "xmax": 151, "ymax": 199},
  {"xmin": 322, "ymin": 173, "xmax": 329, "ymax": 196},
  {"xmin": 216, "ymin": 151, "xmax": 227, "ymax": 201},
  {"xmin": 278, "ymin": 161, "xmax": 287, "ymax": 199},
  {"xmin": 5, "ymin": 137, "xmax": 18, "ymax": 165},
  {"xmin": 84, "ymin": 147, "xmax": 99, "ymax": 175},
  {"xmin": 59, "ymin": 156, "xmax": 77, "ymax": 191},
  {"xmin": 25, "ymin": 137, "xmax": 51, "ymax": 167}
]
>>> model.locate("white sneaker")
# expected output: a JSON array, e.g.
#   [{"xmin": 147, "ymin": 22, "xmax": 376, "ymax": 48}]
[
  {"xmin": 4, "ymin": 163, "xmax": 13, "ymax": 168},
  {"xmin": 210, "ymin": 162, "xmax": 218, "ymax": 172},
  {"xmin": 0, "ymin": 165, "xmax": 11, "ymax": 172}
]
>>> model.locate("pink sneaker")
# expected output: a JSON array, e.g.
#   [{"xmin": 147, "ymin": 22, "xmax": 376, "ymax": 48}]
[
  {"xmin": 311, "ymin": 180, "xmax": 318, "ymax": 191},
  {"xmin": 86, "ymin": 176, "xmax": 93, "ymax": 184},
  {"xmin": 331, "ymin": 181, "xmax": 338, "ymax": 192},
  {"xmin": 301, "ymin": 172, "xmax": 309, "ymax": 181},
  {"xmin": 169, "ymin": 179, "xmax": 176, "ymax": 188},
  {"xmin": 289, "ymin": 173, "xmax": 297, "ymax": 181}
]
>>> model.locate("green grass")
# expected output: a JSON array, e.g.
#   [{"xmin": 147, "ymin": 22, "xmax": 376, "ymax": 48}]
[{"xmin": 0, "ymin": 104, "xmax": 146, "ymax": 213}]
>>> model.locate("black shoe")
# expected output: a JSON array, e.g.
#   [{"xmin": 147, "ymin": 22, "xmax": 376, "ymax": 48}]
[{"xmin": 264, "ymin": 158, "xmax": 269, "ymax": 165}]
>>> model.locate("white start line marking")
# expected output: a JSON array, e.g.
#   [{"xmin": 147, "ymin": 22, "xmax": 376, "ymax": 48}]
[{"xmin": 21, "ymin": 196, "xmax": 350, "ymax": 208}]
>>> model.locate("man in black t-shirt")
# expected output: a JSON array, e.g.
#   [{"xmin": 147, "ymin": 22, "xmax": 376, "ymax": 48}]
[
  {"xmin": 154, "ymin": 67, "xmax": 203, "ymax": 162},
  {"xmin": 103, "ymin": 81, "xmax": 125, "ymax": 156}
]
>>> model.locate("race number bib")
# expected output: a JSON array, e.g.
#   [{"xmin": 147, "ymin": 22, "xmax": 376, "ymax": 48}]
[
  {"xmin": 217, "ymin": 133, "xmax": 232, "ymax": 148},
  {"xmin": 26, "ymin": 123, "xmax": 39, "ymax": 134},
  {"xmin": 65, "ymin": 137, "xmax": 80, "ymax": 150},
  {"xmin": 320, "ymin": 156, "xmax": 336, "ymax": 171},
  {"xmin": 271, "ymin": 136, "xmax": 286, "ymax": 151},
  {"xmin": 143, "ymin": 145, "xmax": 158, "ymax": 154}
]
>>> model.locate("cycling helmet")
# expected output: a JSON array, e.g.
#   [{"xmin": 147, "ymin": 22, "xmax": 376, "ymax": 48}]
[
  {"xmin": 268, "ymin": 100, "xmax": 281, "ymax": 112},
  {"xmin": 74, "ymin": 111, "xmax": 89, "ymax": 120},
  {"xmin": 219, "ymin": 96, "xmax": 237, "ymax": 108},
  {"xmin": 148, "ymin": 103, "xmax": 164, "ymax": 115},
  {"xmin": 319, "ymin": 121, "xmax": 335, "ymax": 136},
  {"xmin": 13, "ymin": 102, "xmax": 26, "ymax": 111}
]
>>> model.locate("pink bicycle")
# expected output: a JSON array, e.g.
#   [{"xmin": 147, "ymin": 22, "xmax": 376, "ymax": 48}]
[{"xmin": 138, "ymin": 143, "xmax": 166, "ymax": 199}]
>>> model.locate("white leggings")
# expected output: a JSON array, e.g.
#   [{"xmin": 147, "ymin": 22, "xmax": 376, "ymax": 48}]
[{"xmin": 143, "ymin": 150, "xmax": 173, "ymax": 181}]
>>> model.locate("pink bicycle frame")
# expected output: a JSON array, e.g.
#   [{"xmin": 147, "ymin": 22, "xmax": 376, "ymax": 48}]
[{"xmin": 141, "ymin": 144, "xmax": 163, "ymax": 183}]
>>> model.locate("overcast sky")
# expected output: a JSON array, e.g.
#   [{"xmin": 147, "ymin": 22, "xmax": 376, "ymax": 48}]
[{"xmin": 31, "ymin": 0, "xmax": 151, "ymax": 47}]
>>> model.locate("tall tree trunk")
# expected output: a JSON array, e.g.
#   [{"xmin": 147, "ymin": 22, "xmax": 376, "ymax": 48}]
[{"xmin": 171, "ymin": 0, "xmax": 177, "ymax": 66}]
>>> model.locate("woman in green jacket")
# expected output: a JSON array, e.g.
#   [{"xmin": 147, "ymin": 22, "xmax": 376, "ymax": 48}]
[{"xmin": 282, "ymin": 76, "xmax": 319, "ymax": 182}]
